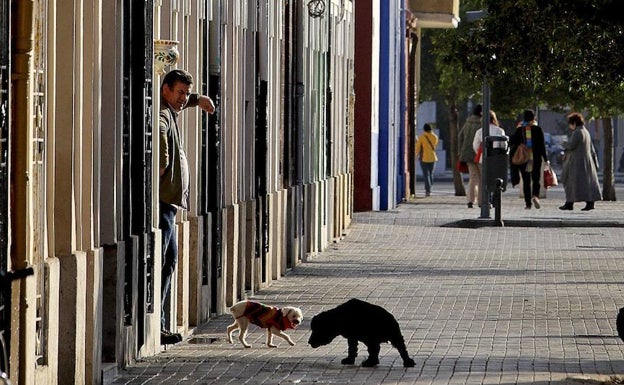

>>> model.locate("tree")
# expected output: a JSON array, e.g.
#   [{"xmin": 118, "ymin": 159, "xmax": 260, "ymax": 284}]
[
  {"xmin": 450, "ymin": 0, "xmax": 624, "ymax": 200},
  {"xmin": 420, "ymin": 0, "xmax": 485, "ymax": 196},
  {"xmin": 421, "ymin": 0, "xmax": 541, "ymax": 196}
]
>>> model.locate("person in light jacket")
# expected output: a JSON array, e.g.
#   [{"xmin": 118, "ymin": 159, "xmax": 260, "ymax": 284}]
[
  {"xmin": 473, "ymin": 111, "xmax": 508, "ymax": 206},
  {"xmin": 415, "ymin": 123, "xmax": 439, "ymax": 196},
  {"xmin": 472, "ymin": 110, "xmax": 507, "ymax": 167},
  {"xmin": 559, "ymin": 112, "xmax": 602, "ymax": 211}
]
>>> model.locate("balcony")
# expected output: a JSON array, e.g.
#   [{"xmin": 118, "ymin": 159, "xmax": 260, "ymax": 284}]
[{"xmin": 409, "ymin": 0, "xmax": 460, "ymax": 29}]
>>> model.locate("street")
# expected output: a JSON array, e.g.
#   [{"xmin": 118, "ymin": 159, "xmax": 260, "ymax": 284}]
[{"xmin": 112, "ymin": 182, "xmax": 624, "ymax": 385}]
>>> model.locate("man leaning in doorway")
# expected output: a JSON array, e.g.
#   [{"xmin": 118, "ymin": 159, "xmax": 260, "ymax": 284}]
[{"xmin": 159, "ymin": 69, "xmax": 215, "ymax": 344}]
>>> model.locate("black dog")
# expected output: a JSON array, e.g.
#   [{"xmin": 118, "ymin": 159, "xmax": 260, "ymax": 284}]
[
  {"xmin": 308, "ymin": 298, "xmax": 415, "ymax": 367},
  {"xmin": 617, "ymin": 307, "xmax": 624, "ymax": 342}
]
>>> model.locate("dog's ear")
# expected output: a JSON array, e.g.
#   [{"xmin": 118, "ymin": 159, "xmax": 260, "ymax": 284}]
[{"xmin": 282, "ymin": 308, "xmax": 293, "ymax": 317}]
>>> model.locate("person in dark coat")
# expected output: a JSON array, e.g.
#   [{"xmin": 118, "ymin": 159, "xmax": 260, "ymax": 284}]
[
  {"xmin": 509, "ymin": 109, "xmax": 548, "ymax": 209},
  {"xmin": 559, "ymin": 112, "xmax": 602, "ymax": 210},
  {"xmin": 458, "ymin": 105, "xmax": 483, "ymax": 208}
]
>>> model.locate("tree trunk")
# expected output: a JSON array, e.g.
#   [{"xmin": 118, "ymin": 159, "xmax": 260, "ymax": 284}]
[
  {"xmin": 449, "ymin": 102, "xmax": 466, "ymax": 196},
  {"xmin": 602, "ymin": 117, "xmax": 616, "ymax": 201}
]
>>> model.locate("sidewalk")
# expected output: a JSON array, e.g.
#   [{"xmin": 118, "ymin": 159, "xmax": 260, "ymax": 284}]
[{"xmin": 111, "ymin": 182, "xmax": 624, "ymax": 385}]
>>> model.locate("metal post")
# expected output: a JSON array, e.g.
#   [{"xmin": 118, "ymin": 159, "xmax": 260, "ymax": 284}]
[
  {"xmin": 479, "ymin": 77, "xmax": 490, "ymax": 218},
  {"xmin": 494, "ymin": 179, "xmax": 504, "ymax": 226}
]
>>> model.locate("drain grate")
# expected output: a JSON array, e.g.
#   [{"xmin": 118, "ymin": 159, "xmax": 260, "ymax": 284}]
[{"xmin": 188, "ymin": 337, "xmax": 220, "ymax": 344}]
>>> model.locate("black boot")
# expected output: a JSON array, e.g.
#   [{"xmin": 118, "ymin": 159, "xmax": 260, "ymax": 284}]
[
  {"xmin": 160, "ymin": 329, "xmax": 182, "ymax": 345},
  {"xmin": 559, "ymin": 202, "xmax": 574, "ymax": 210},
  {"xmin": 581, "ymin": 201, "xmax": 595, "ymax": 211}
]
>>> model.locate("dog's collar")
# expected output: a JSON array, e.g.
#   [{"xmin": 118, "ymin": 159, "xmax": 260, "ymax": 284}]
[{"xmin": 281, "ymin": 315, "xmax": 294, "ymax": 330}]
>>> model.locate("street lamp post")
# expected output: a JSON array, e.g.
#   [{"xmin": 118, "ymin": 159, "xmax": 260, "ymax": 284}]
[
  {"xmin": 480, "ymin": 78, "xmax": 491, "ymax": 218},
  {"xmin": 465, "ymin": 10, "xmax": 491, "ymax": 219}
]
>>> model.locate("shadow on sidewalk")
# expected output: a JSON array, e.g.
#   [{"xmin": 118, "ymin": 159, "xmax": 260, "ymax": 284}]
[{"xmin": 442, "ymin": 218, "xmax": 624, "ymax": 228}]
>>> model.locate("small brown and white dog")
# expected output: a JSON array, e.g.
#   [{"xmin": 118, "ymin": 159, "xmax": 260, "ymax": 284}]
[{"xmin": 226, "ymin": 300, "xmax": 303, "ymax": 348}]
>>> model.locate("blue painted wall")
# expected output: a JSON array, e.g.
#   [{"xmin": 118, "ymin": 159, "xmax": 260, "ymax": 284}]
[
  {"xmin": 378, "ymin": 2, "xmax": 390, "ymax": 210},
  {"xmin": 397, "ymin": 0, "xmax": 407, "ymax": 204},
  {"xmin": 378, "ymin": 0, "xmax": 406, "ymax": 210}
]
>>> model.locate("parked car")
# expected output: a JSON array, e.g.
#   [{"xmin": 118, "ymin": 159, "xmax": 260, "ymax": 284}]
[{"xmin": 545, "ymin": 133, "xmax": 566, "ymax": 167}]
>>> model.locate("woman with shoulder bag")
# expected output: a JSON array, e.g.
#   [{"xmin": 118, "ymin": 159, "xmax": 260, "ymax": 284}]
[{"xmin": 509, "ymin": 109, "xmax": 548, "ymax": 210}]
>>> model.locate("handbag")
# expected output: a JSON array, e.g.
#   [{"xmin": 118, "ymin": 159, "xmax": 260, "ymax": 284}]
[
  {"xmin": 543, "ymin": 164, "xmax": 558, "ymax": 188},
  {"xmin": 511, "ymin": 143, "xmax": 530, "ymax": 165},
  {"xmin": 474, "ymin": 145, "xmax": 483, "ymax": 163},
  {"xmin": 456, "ymin": 159, "xmax": 469, "ymax": 173}
]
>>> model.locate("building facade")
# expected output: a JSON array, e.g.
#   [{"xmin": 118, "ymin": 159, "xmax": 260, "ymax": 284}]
[
  {"xmin": 353, "ymin": 0, "xmax": 459, "ymax": 211},
  {"xmin": 2, "ymin": 1, "xmax": 354, "ymax": 384}
]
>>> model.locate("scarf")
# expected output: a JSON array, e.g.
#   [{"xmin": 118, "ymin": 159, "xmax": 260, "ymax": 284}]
[{"xmin": 520, "ymin": 120, "xmax": 538, "ymax": 172}]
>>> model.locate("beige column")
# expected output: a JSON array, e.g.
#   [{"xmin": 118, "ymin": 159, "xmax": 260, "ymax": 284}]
[
  {"xmin": 82, "ymin": 0, "xmax": 104, "ymax": 383},
  {"xmin": 54, "ymin": 0, "xmax": 86, "ymax": 383}
]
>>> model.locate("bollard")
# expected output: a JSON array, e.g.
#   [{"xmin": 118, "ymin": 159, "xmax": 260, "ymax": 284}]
[
  {"xmin": 485, "ymin": 136, "xmax": 509, "ymax": 227},
  {"xmin": 493, "ymin": 178, "xmax": 504, "ymax": 227}
]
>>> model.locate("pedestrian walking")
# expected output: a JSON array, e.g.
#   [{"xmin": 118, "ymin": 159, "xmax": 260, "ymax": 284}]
[
  {"xmin": 458, "ymin": 104, "xmax": 483, "ymax": 208},
  {"xmin": 415, "ymin": 123, "xmax": 439, "ymax": 197},
  {"xmin": 559, "ymin": 112, "xmax": 602, "ymax": 211},
  {"xmin": 159, "ymin": 69, "xmax": 215, "ymax": 344},
  {"xmin": 509, "ymin": 109, "xmax": 548, "ymax": 210}
]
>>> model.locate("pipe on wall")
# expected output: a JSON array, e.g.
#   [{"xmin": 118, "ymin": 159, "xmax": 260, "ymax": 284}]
[
  {"xmin": 10, "ymin": 0, "xmax": 34, "ymax": 271},
  {"xmin": 11, "ymin": 1, "xmax": 35, "ymax": 383}
]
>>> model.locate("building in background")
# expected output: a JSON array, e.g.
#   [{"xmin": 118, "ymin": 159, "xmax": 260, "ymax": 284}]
[
  {"xmin": 1, "ymin": 1, "xmax": 354, "ymax": 384},
  {"xmin": 0, "ymin": 0, "xmax": 475, "ymax": 383},
  {"xmin": 353, "ymin": 0, "xmax": 459, "ymax": 211}
]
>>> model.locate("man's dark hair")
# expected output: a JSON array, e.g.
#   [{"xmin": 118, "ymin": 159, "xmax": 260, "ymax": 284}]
[
  {"xmin": 567, "ymin": 112, "xmax": 585, "ymax": 126},
  {"xmin": 473, "ymin": 104, "xmax": 483, "ymax": 116},
  {"xmin": 423, "ymin": 123, "xmax": 432, "ymax": 132},
  {"xmin": 161, "ymin": 69, "xmax": 193, "ymax": 91},
  {"xmin": 523, "ymin": 109, "xmax": 535, "ymax": 122}
]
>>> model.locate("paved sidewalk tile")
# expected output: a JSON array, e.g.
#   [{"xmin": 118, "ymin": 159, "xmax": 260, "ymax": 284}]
[{"xmin": 112, "ymin": 182, "xmax": 624, "ymax": 385}]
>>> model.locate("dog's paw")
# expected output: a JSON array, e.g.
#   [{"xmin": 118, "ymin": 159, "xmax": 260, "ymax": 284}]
[
  {"xmin": 267, "ymin": 343, "xmax": 277, "ymax": 348},
  {"xmin": 361, "ymin": 358, "xmax": 379, "ymax": 367},
  {"xmin": 341, "ymin": 357, "xmax": 355, "ymax": 365},
  {"xmin": 403, "ymin": 358, "xmax": 416, "ymax": 368},
  {"xmin": 288, "ymin": 341, "xmax": 296, "ymax": 346}
]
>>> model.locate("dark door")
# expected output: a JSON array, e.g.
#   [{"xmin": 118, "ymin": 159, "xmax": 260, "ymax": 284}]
[
  {"xmin": 122, "ymin": 0, "xmax": 154, "ymax": 351},
  {"xmin": 255, "ymin": 79, "xmax": 268, "ymax": 283},
  {"xmin": 207, "ymin": 73, "xmax": 222, "ymax": 313},
  {"xmin": 199, "ymin": 17, "xmax": 210, "ymax": 291},
  {"xmin": 283, "ymin": 0, "xmax": 304, "ymax": 268},
  {"xmin": 0, "ymin": 0, "xmax": 10, "ymax": 374},
  {"xmin": 206, "ymin": 13, "xmax": 223, "ymax": 314}
]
